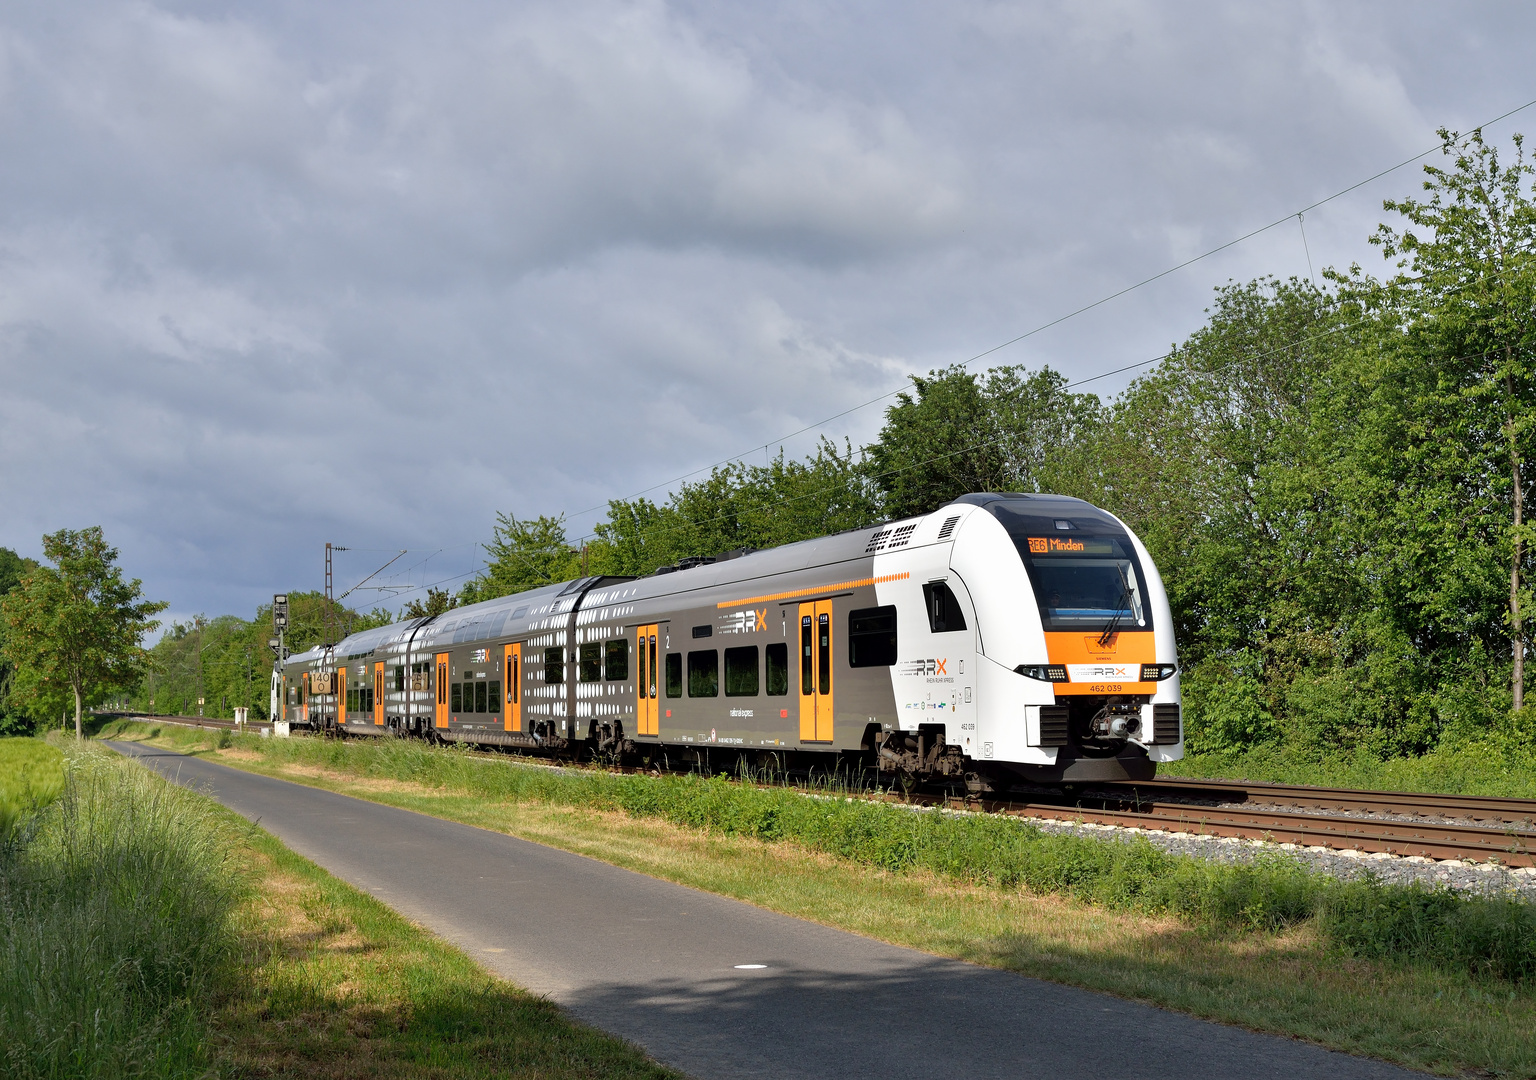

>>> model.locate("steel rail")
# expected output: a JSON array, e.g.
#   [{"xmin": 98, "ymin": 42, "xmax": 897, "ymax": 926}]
[
  {"xmin": 1100, "ymin": 776, "xmax": 1536, "ymax": 825},
  {"xmin": 907, "ymin": 795, "xmax": 1536, "ymax": 867}
]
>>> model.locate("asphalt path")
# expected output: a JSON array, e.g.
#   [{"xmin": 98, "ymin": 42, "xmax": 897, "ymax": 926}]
[{"xmin": 107, "ymin": 741, "xmax": 1417, "ymax": 1080}]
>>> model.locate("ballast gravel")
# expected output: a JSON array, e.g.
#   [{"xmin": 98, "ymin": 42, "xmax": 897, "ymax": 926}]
[{"xmin": 1010, "ymin": 811, "xmax": 1536, "ymax": 899}]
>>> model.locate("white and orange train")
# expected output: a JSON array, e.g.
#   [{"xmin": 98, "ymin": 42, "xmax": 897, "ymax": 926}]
[{"xmin": 279, "ymin": 493, "xmax": 1182, "ymax": 785}]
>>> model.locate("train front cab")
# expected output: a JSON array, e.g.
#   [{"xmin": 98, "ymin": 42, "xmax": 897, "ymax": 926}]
[{"xmin": 936, "ymin": 495, "xmax": 1183, "ymax": 784}]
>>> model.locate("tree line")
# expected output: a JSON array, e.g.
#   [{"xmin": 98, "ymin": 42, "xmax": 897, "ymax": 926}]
[
  {"xmin": 3, "ymin": 129, "xmax": 1530, "ymax": 761},
  {"xmin": 459, "ymin": 130, "xmax": 1536, "ymax": 760}
]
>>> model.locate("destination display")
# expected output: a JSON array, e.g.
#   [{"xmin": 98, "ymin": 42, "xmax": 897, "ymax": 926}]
[{"xmin": 1025, "ymin": 536, "xmax": 1117, "ymax": 556}]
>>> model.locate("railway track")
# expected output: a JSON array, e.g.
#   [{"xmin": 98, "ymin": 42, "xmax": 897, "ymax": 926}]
[
  {"xmin": 901, "ymin": 778, "xmax": 1536, "ymax": 867},
  {"xmin": 101, "ymin": 711, "xmax": 1536, "ymax": 866},
  {"xmin": 97, "ymin": 711, "xmax": 271, "ymax": 733}
]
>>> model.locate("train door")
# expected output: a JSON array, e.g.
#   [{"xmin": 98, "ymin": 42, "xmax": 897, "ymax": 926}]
[
  {"xmin": 337, "ymin": 668, "xmax": 348, "ymax": 726},
  {"xmin": 435, "ymin": 653, "xmax": 450, "ymax": 729},
  {"xmin": 636, "ymin": 624, "xmax": 659, "ymax": 735},
  {"xmin": 374, "ymin": 661, "xmax": 385, "ymax": 725},
  {"xmin": 503, "ymin": 643, "xmax": 522, "ymax": 732},
  {"xmin": 301, "ymin": 672, "xmax": 309, "ymax": 725},
  {"xmin": 798, "ymin": 600, "xmax": 834, "ymax": 743}
]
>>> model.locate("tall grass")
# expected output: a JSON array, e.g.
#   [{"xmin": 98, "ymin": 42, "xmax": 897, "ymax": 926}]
[
  {"xmin": 0, "ymin": 738, "xmax": 65, "ymax": 835},
  {"xmin": 0, "ymin": 739, "xmax": 246, "ymax": 1079},
  {"xmin": 190, "ymin": 729, "xmax": 1536, "ymax": 983}
]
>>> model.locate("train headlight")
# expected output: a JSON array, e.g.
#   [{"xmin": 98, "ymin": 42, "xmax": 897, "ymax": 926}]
[
  {"xmin": 1016, "ymin": 664, "xmax": 1069, "ymax": 682},
  {"xmin": 1140, "ymin": 664, "xmax": 1178, "ymax": 681}
]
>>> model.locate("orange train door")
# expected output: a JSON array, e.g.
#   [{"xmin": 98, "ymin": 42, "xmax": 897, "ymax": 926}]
[
  {"xmin": 635, "ymin": 624, "xmax": 659, "ymax": 736},
  {"xmin": 301, "ymin": 672, "xmax": 309, "ymax": 725},
  {"xmin": 374, "ymin": 661, "xmax": 385, "ymax": 725},
  {"xmin": 798, "ymin": 600, "xmax": 834, "ymax": 742},
  {"xmin": 503, "ymin": 643, "xmax": 522, "ymax": 732},
  {"xmin": 435, "ymin": 653, "xmax": 450, "ymax": 729},
  {"xmin": 337, "ymin": 667, "xmax": 347, "ymax": 726}
]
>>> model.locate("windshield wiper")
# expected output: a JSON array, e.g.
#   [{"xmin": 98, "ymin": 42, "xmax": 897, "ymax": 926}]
[{"xmin": 1097, "ymin": 565, "xmax": 1133, "ymax": 648}]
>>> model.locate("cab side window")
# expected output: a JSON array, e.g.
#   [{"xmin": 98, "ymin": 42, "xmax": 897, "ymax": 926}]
[{"xmin": 922, "ymin": 582, "xmax": 967, "ymax": 633}]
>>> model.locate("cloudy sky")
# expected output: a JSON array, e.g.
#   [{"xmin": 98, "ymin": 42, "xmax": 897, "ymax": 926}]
[{"xmin": 2, "ymin": 0, "xmax": 1534, "ymax": 629}]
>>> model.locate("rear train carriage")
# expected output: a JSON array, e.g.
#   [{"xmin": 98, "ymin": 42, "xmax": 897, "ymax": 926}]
[{"xmin": 280, "ymin": 493, "xmax": 1183, "ymax": 786}]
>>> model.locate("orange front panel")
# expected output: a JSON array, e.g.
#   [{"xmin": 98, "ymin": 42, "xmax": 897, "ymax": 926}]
[
  {"xmin": 435, "ymin": 653, "xmax": 450, "ymax": 729},
  {"xmin": 635, "ymin": 624, "xmax": 659, "ymax": 736},
  {"xmin": 1044, "ymin": 631, "xmax": 1156, "ymax": 695},
  {"xmin": 504, "ymin": 643, "xmax": 522, "ymax": 732},
  {"xmin": 797, "ymin": 600, "xmax": 834, "ymax": 743},
  {"xmin": 374, "ymin": 662, "xmax": 385, "ymax": 725}
]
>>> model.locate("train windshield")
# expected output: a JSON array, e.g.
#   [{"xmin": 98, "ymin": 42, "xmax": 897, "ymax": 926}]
[
  {"xmin": 1019, "ymin": 537, "xmax": 1146, "ymax": 632},
  {"xmin": 984, "ymin": 501, "xmax": 1150, "ymax": 633}
]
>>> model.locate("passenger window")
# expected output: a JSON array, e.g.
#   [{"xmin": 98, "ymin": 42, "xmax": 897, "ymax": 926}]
[
  {"xmin": 922, "ymin": 582, "xmax": 967, "ymax": 632},
  {"xmin": 489, "ymin": 680, "xmax": 501, "ymax": 713},
  {"xmin": 605, "ymin": 638, "xmax": 629, "ymax": 681},
  {"xmin": 765, "ymin": 643, "xmax": 788, "ymax": 696},
  {"xmin": 848, "ymin": 606, "xmax": 899, "ymax": 667},
  {"xmin": 724, "ymin": 646, "xmax": 758, "ymax": 696},
  {"xmin": 544, "ymin": 648, "xmax": 563, "ymax": 684},
  {"xmin": 688, "ymin": 650, "xmax": 718, "ymax": 697},
  {"xmin": 451, "ymin": 682, "xmax": 463, "ymax": 712},
  {"xmin": 392, "ymin": 665, "xmax": 405, "ymax": 692},
  {"xmin": 665, "ymin": 653, "xmax": 683, "ymax": 698},
  {"xmin": 475, "ymin": 680, "xmax": 488, "ymax": 713},
  {"xmin": 579, "ymin": 643, "xmax": 602, "ymax": 683}
]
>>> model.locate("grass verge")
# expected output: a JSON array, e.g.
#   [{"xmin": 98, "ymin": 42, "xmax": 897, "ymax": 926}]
[
  {"xmin": 102, "ymin": 721, "xmax": 1536, "ymax": 1078},
  {"xmin": 2, "ymin": 737, "xmax": 243, "ymax": 1079},
  {"xmin": 0, "ymin": 737, "xmax": 65, "ymax": 834},
  {"xmin": 7, "ymin": 733, "xmax": 677, "ymax": 1079}
]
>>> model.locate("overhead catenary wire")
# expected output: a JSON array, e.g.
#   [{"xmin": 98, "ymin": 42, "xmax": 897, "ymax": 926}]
[
  {"xmin": 379, "ymin": 104, "xmax": 1536, "ymax": 607},
  {"xmin": 384, "ymin": 240, "xmax": 1536, "ymax": 607},
  {"xmin": 558, "ymin": 96, "xmax": 1536, "ymax": 526}
]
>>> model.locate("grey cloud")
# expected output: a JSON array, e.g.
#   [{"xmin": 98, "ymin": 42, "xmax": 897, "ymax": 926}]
[{"xmin": 2, "ymin": 0, "xmax": 1534, "ymax": 622}]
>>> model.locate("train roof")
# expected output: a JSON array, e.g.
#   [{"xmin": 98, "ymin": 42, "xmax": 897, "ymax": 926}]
[{"xmin": 285, "ymin": 492, "xmax": 1108, "ymax": 664}]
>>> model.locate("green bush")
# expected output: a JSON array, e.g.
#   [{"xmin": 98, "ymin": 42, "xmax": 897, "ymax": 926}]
[{"xmin": 0, "ymin": 739, "xmax": 245, "ymax": 1079}]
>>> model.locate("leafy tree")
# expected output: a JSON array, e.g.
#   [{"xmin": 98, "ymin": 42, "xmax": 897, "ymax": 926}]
[
  {"xmin": 0, "ymin": 547, "xmax": 41, "ymax": 735},
  {"xmin": 0, "ymin": 528, "xmax": 166, "ymax": 738},
  {"xmin": 591, "ymin": 439, "xmax": 880, "ymax": 575},
  {"xmin": 462, "ymin": 514, "xmax": 583, "ymax": 603},
  {"xmin": 126, "ymin": 592, "xmax": 387, "ymax": 719},
  {"xmin": 868, "ymin": 365, "xmax": 1099, "ymax": 518},
  {"xmin": 402, "ymin": 588, "xmax": 458, "ymax": 619},
  {"xmin": 1335, "ymin": 128, "xmax": 1536, "ymax": 709}
]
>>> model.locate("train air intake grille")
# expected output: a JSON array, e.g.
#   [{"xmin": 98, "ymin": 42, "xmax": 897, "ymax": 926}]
[
  {"xmin": 1038, "ymin": 706, "xmax": 1069, "ymax": 747},
  {"xmin": 886, "ymin": 522, "xmax": 919, "ymax": 549},
  {"xmin": 1153, "ymin": 703, "xmax": 1181, "ymax": 743},
  {"xmin": 937, "ymin": 515, "xmax": 960, "ymax": 539}
]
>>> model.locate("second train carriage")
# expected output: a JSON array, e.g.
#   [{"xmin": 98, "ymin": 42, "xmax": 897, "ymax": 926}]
[{"xmin": 280, "ymin": 493, "xmax": 1183, "ymax": 785}]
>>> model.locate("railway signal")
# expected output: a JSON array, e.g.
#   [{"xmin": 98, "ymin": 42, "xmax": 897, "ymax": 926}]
[{"xmin": 273, "ymin": 594, "xmax": 288, "ymax": 630}]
